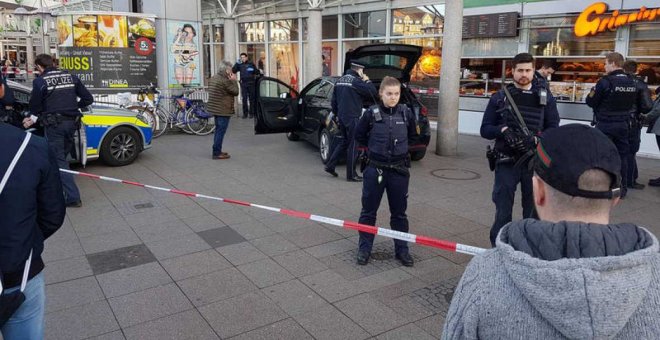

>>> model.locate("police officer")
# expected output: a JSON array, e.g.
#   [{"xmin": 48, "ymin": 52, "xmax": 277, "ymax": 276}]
[
  {"xmin": 1, "ymin": 73, "xmax": 17, "ymax": 126},
  {"xmin": 622, "ymin": 60, "xmax": 653, "ymax": 190},
  {"xmin": 232, "ymin": 53, "xmax": 260, "ymax": 119},
  {"xmin": 24, "ymin": 54, "xmax": 93, "ymax": 208},
  {"xmin": 586, "ymin": 52, "xmax": 640, "ymax": 198},
  {"xmin": 324, "ymin": 61, "xmax": 377, "ymax": 182},
  {"xmin": 354, "ymin": 76, "xmax": 418, "ymax": 266},
  {"xmin": 533, "ymin": 59, "xmax": 556, "ymax": 94},
  {"xmin": 481, "ymin": 53, "xmax": 560, "ymax": 247}
]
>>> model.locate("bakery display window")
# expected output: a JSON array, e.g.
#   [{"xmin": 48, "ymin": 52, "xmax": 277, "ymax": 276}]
[
  {"xmin": 629, "ymin": 23, "xmax": 660, "ymax": 58},
  {"xmin": 550, "ymin": 59, "xmax": 604, "ymax": 102},
  {"xmin": 528, "ymin": 16, "xmax": 615, "ymax": 57},
  {"xmin": 459, "ymin": 58, "xmax": 509, "ymax": 98}
]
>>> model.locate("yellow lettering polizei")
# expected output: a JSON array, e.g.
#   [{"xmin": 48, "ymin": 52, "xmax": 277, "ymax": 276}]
[{"xmin": 574, "ymin": 2, "xmax": 660, "ymax": 37}]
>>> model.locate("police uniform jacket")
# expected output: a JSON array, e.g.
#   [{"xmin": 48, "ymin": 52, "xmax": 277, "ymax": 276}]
[
  {"xmin": 480, "ymin": 83, "xmax": 560, "ymax": 155},
  {"xmin": 355, "ymin": 103, "xmax": 417, "ymax": 164},
  {"xmin": 586, "ymin": 69, "xmax": 638, "ymax": 122},
  {"xmin": 0, "ymin": 123, "xmax": 65, "ymax": 289},
  {"xmin": 331, "ymin": 69, "xmax": 378, "ymax": 125},
  {"xmin": 232, "ymin": 61, "xmax": 260, "ymax": 84},
  {"xmin": 1, "ymin": 75, "xmax": 17, "ymax": 125},
  {"xmin": 533, "ymin": 71, "xmax": 550, "ymax": 94},
  {"xmin": 630, "ymin": 74, "xmax": 654, "ymax": 117},
  {"xmin": 28, "ymin": 67, "xmax": 93, "ymax": 118}
]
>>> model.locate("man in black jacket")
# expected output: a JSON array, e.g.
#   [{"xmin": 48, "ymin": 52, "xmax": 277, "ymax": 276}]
[
  {"xmin": 24, "ymin": 54, "xmax": 93, "ymax": 208},
  {"xmin": 232, "ymin": 53, "xmax": 260, "ymax": 119},
  {"xmin": 0, "ymin": 122, "xmax": 65, "ymax": 339}
]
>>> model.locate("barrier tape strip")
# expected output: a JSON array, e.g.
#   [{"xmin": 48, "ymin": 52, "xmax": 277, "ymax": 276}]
[{"xmin": 60, "ymin": 169, "xmax": 487, "ymax": 256}]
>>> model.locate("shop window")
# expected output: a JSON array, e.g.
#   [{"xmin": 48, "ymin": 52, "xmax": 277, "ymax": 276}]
[
  {"xmin": 239, "ymin": 22, "xmax": 265, "ymax": 42},
  {"xmin": 213, "ymin": 25, "xmax": 224, "ymax": 43},
  {"xmin": 323, "ymin": 16, "xmax": 338, "ymax": 39},
  {"xmin": 270, "ymin": 43, "xmax": 300, "ymax": 89},
  {"xmin": 270, "ymin": 20, "xmax": 299, "ymax": 42},
  {"xmin": 391, "ymin": 6, "xmax": 444, "ymax": 37},
  {"xmin": 239, "ymin": 44, "xmax": 266, "ymax": 73},
  {"xmin": 462, "ymin": 37, "xmax": 518, "ymax": 58},
  {"xmin": 343, "ymin": 40, "xmax": 385, "ymax": 54},
  {"xmin": 528, "ymin": 17, "xmax": 615, "ymax": 57},
  {"xmin": 629, "ymin": 23, "xmax": 660, "ymax": 57},
  {"xmin": 343, "ymin": 11, "xmax": 386, "ymax": 38},
  {"xmin": 202, "ymin": 25, "xmax": 210, "ymax": 43}
]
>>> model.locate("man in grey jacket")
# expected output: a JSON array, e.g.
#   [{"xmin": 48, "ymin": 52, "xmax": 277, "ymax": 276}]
[{"xmin": 443, "ymin": 124, "xmax": 660, "ymax": 339}]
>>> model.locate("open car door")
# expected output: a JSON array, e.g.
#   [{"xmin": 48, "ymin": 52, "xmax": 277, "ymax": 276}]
[{"xmin": 254, "ymin": 77, "xmax": 300, "ymax": 134}]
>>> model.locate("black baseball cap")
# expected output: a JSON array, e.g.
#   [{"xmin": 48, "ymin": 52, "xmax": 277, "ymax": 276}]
[{"xmin": 533, "ymin": 124, "xmax": 621, "ymax": 199}]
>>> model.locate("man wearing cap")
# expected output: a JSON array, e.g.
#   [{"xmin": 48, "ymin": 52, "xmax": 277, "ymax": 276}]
[
  {"xmin": 586, "ymin": 52, "xmax": 640, "ymax": 198},
  {"xmin": 443, "ymin": 124, "xmax": 660, "ymax": 339},
  {"xmin": 481, "ymin": 53, "xmax": 560, "ymax": 247},
  {"xmin": 324, "ymin": 61, "xmax": 378, "ymax": 182}
]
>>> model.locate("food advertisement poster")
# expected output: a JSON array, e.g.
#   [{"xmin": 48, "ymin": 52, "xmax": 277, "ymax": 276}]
[
  {"xmin": 166, "ymin": 21, "xmax": 201, "ymax": 88},
  {"xmin": 56, "ymin": 13, "xmax": 157, "ymax": 89}
]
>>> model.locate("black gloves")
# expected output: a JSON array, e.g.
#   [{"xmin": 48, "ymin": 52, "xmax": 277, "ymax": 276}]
[{"xmin": 503, "ymin": 128, "xmax": 535, "ymax": 154}]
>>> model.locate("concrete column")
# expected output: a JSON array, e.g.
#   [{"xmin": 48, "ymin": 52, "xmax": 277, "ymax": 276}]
[
  {"xmin": 306, "ymin": 8, "xmax": 322, "ymax": 86},
  {"xmin": 26, "ymin": 37, "xmax": 34, "ymax": 71},
  {"xmin": 435, "ymin": 0, "xmax": 463, "ymax": 156},
  {"xmin": 223, "ymin": 18, "xmax": 237, "ymax": 64}
]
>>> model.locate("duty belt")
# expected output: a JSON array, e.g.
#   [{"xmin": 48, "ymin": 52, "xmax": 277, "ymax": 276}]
[{"xmin": 367, "ymin": 158, "xmax": 409, "ymax": 177}]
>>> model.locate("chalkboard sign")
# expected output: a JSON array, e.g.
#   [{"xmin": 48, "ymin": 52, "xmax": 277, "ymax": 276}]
[{"xmin": 462, "ymin": 12, "xmax": 519, "ymax": 39}]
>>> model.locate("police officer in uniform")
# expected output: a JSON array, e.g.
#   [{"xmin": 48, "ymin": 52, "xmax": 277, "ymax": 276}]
[
  {"xmin": 232, "ymin": 53, "xmax": 260, "ymax": 119},
  {"xmin": 622, "ymin": 60, "xmax": 653, "ymax": 190},
  {"xmin": 324, "ymin": 61, "xmax": 377, "ymax": 181},
  {"xmin": 23, "ymin": 54, "xmax": 93, "ymax": 208},
  {"xmin": 586, "ymin": 52, "xmax": 640, "ymax": 198},
  {"xmin": 533, "ymin": 59, "xmax": 556, "ymax": 94},
  {"xmin": 354, "ymin": 76, "xmax": 418, "ymax": 266},
  {"xmin": 481, "ymin": 53, "xmax": 560, "ymax": 247}
]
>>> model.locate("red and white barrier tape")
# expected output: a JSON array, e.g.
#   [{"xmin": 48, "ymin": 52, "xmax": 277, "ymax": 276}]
[
  {"xmin": 60, "ymin": 169, "xmax": 487, "ymax": 256},
  {"xmin": 410, "ymin": 87, "xmax": 440, "ymax": 95}
]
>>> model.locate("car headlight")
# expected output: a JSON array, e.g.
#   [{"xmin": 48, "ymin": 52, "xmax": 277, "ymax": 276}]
[{"xmin": 136, "ymin": 114, "xmax": 150, "ymax": 125}]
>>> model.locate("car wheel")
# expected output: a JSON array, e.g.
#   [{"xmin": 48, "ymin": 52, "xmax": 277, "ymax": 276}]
[
  {"xmin": 410, "ymin": 149, "xmax": 426, "ymax": 161},
  {"xmin": 100, "ymin": 126, "xmax": 141, "ymax": 166},
  {"xmin": 286, "ymin": 132, "xmax": 300, "ymax": 141},
  {"xmin": 319, "ymin": 128, "xmax": 331, "ymax": 164}
]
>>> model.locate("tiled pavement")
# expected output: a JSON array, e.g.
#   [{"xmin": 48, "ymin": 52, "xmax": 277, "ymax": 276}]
[{"xmin": 39, "ymin": 118, "xmax": 660, "ymax": 339}]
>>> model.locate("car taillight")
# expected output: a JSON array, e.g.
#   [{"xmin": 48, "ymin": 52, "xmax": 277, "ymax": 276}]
[{"xmin": 420, "ymin": 106, "xmax": 428, "ymax": 117}]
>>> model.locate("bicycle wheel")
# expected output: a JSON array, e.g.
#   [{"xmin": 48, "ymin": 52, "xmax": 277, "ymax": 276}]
[
  {"xmin": 175, "ymin": 107, "xmax": 194, "ymax": 134},
  {"xmin": 126, "ymin": 105, "xmax": 156, "ymax": 130},
  {"xmin": 152, "ymin": 107, "xmax": 169, "ymax": 138},
  {"xmin": 186, "ymin": 106, "xmax": 211, "ymax": 135}
]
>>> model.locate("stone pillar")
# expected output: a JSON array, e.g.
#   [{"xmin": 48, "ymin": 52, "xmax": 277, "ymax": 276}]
[
  {"xmin": 305, "ymin": 8, "xmax": 323, "ymax": 86},
  {"xmin": 435, "ymin": 0, "xmax": 463, "ymax": 156},
  {"xmin": 26, "ymin": 37, "xmax": 34, "ymax": 71},
  {"xmin": 223, "ymin": 18, "xmax": 237, "ymax": 65}
]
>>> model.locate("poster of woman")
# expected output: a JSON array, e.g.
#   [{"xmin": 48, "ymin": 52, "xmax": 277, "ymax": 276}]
[{"xmin": 167, "ymin": 21, "xmax": 201, "ymax": 87}]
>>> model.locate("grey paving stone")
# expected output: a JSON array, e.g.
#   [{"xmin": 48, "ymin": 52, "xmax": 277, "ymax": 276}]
[
  {"xmin": 273, "ymin": 250, "xmax": 329, "ymax": 277},
  {"xmin": 304, "ymin": 238, "xmax": 356, "ymax": 258},
  {"xmin": 181, "ymin": 214, "xmax": 227, "ymax": 232},
  {"xmin": 123, "ymin": 310, "xmax": 219, "ymax": 340},
  {"xmin": 87, "ymin": 330, "xmax": 127, "ymax": 340},
  {"xmin": 168, "ymin": 202, "xmax": 211, "ymax": 220},
  {"xmin": 79, "ymin": 229, "xmax": 143, "ymax": 255},
  {"xmin": 259, "ymin": 214, "xmax": 311, "ymax": 233},
  {"xmin": 86, "ymin": 244, "xmax": 157, "ymax": 275},
  {"xmin": 237, "ymin": 258, "xmax": 294, "ymax": 288},
  {"xmin": 45, "ymin": 300, "xmax": 119, "ymax": 340},
  {"xmin": 96, "ymin": 262, "xmax": 172, "ymax": 298},
  {"xmin": 197, "ymin": 226, "xmax": 247, "ymax": 248},
  {"xmin": 123, "ymin": 208, "xmax": 179, "ymax": 227},
  {"xmin": 43, "ymin": 236, "xmax": 85, "ymax": 263},
  {"xmin": 335, "ymin": 293, "xmax": 408, "ymax": 335},
  {"xmin": 160, "ymin": 249, "xmax": 232, "ymax": 281},
  {"xmin": 131, "ymin": 219, "xmax": 194, "ymax": 243},
  {"xmin": 214, "ymin": 208, "xmax": 257, "ymax": 225},
  {"xmin": 229, "ymin": 221, "xmax": 276, "ymax": 240},
  {"xmin": 292, "ymin": 305, "xmax": 370, "ymax": 340},
  {"xmin": 198, "ymin": 291, "xmax": 288, "ymax": 338},
  {"xmin": 376, "ymin": 323, "xmax": 437, "ymax": 340},
  {"xmin": 228, "ymin": 318, "xmax": 313, "ymax": 340},
  {"xmin": 43, "ymin": 256, "xmax": 93, "ymax": 285},
  {"xmin": 281, "ymin": 224, "xmax": 344, "ymax": 248},
  {"xmin": 250, "ymin": 234, "xmax": 299, "ymax": 256},
  {"xmin": 383, "ymin": 294, "xmax": 434, "ymax": 323},
  {"xmin": 45, "ymin": 276, "xmax": 105, "ymax": 314},
  {"xmin": 300, "ymin": 270, "xmax": 365, "ymax": 303},
  {"xmin": 145, "ymin": 233, "xmax": 211, "ymax": 260},
  {"xmin": 71, "ymin": 216, "xmax": 132, "ymax": 239},
  {"xmin": 178, "ymin": 267, "xmax": 258, "ymax": 307},
  {"xmin": 216, "ymin": 241, "xmax": 268, "ymax": 266},
  {"xmin": 410, "ymin": 277, "xmax": 461, "ymax": 317},
  {"xmin": 108, "ymin": 283, "xmax": 193, "ymax": 328},
  {"xmin": 415, "ymin": 313, "xmax": 445, "ymax": 339},
  {"xmin": 262, "ymin": 279, "xmax": 329, "ymax": 315},
  {"xmin": 355, "ymin": 268, "xmax": 414, "ymax": 293}
]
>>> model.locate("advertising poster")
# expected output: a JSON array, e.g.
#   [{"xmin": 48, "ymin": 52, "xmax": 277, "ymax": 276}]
[
  {"xmin": 56, "ymin": 13, "xmax": 157, "ymax": 89},
  {"xmin": 166, "ymin": 21, "xmax": 201, "ymax": 88}
]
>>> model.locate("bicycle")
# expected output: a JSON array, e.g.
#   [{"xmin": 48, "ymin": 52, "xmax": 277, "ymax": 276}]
[
  {"xmin": 127, "ymin": 84, "xmax": 191, "ymax": 138},
  {"xmin": 172, "ymin": 93, "xmax": 215, "ymax": 136}
]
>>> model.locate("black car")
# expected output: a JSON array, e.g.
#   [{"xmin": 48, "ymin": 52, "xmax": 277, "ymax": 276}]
[{"xmin": 253, "ymin": 44, "xmax": 431, "ymax": 162}]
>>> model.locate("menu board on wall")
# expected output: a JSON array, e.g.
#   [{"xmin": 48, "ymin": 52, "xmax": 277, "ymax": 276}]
[
  {"xmin": 56, "ymin": 13, "xmax": 157, "ymax": 89},
  {"xmin": 462, "ymin": 12, "xmax": 519, "ymax": 39}
]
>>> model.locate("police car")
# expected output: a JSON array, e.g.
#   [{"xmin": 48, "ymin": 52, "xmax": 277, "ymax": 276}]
[
  {"xmin": 7, "ymin": 80, "xmax": 152, "ymax": 167},
  {"xmin": 254, "ymin": 44, "xmax": 431, "ymax": 162}
]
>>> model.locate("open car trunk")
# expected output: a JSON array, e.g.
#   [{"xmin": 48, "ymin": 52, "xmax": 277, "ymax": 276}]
[{"xmin": 344, "ymin": 44, "xmax": 422, "ymax": 83}]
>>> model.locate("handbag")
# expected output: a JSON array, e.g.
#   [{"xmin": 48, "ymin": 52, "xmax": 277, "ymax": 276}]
[{"xmin": 0, "ymin": 132, "xmax": 32, "ymax": 328}]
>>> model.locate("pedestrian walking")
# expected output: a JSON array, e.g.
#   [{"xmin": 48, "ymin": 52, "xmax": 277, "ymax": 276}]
[{"xmin": 207, "ymin": 61, "xmax": 239, "ymax": 160}]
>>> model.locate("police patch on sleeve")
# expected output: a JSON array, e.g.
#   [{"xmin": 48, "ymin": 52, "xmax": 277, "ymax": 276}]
[{"xmin": 416, "ymin": 124, "xmax": 420, "ymax": 135}]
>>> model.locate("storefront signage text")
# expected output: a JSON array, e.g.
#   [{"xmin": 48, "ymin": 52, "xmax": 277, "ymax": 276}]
[{"xmin": 574, "ymin": 2, "xmax": 659, "ymax": 37}]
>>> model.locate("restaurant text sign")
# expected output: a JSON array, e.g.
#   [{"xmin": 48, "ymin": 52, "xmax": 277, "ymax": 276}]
[{"xmin": 574, "ymin": 2, "xmax": 659, "ymax": 37}]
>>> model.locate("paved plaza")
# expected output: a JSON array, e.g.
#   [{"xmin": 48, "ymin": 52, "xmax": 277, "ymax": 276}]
[{"xmin": 38, "ymin": 118, "xmax": 660, "ymax": 339}]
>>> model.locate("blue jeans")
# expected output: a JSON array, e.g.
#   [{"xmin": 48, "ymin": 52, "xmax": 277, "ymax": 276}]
[
  {"xmin": 1, "ymin": 273, "xmax": 45, "ymax": 340},
  {"xmin": 212, "ymin": 116, "xmax": 230, "ymax": 156},
  {"xmin": 44, "ymin": 119, "xmax": 81, "ymax": 204},
  {"xmin": 490, "ymin": 162, "xmax": 534, "ymax": 246}
]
